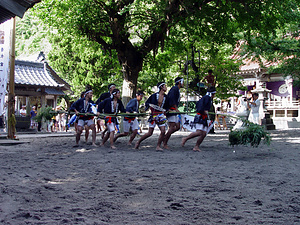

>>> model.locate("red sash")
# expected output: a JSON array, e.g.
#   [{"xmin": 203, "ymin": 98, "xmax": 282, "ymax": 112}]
[
  {"xmin": 79, "ymin": 115, "xmax": 94, "ymax": 120},
  {"xmin": 124, "ymin": 117, "xmax": 135, "ymax": 123},
  {"xmin": 150, "ymin": 108, "xmax": 164, "ymax": 115},
  {"xmin": 106, "ymin": 117, "xmax": 113, "ymax": 124},
  {"xmin": 197, "ymin": 112, "xmax": 208, "ymax": 120}
]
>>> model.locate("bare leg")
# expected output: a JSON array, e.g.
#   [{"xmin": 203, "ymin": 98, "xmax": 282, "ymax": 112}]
[
  {"xmin": 156, "ymin": 125, "xmax": 166, "ymax": 151},
  {"xmin": 181, "ymin": 130, "xmax": 202, "ymax": 147},
  {"xmin": 101, "ymin": 127, "xmax": 108, "ymax": 139},
  {"xmin": 96, "ymin": 120, "xmax": 101, "ymax": 133},
  {"xmin": 74, "ymin": 122, "xmax": 78, "ymax": 132},
  {"xmin": 163, "ymin": 122, "xmax": 180, "ymax": 149},
  {"xmin": 101, "ymin": 131, "xmax": 110, "ymax": 146},
  {"xmin": 109, "ymin": 131, "xmax": 116, "ymax": 149},
  {"xmin": 135, "ymin": 128, "xmax": 154, "ymax": 149},
  {"xmin": 114, "ymin": 132, "xmax": 129, "ymax": 142},
  {"xmin": 58, "ymin": 121, "xmax": 61, "ymax": 132},
  {"xmin": 193, "ymin": 130, "xmax": 206, "ymax": 151},
  {"xmin": 128, "ymin": 129, "xmax": 138, "ymax": 145},
  {"xmin": 89, "ymin": 124, "xmax": 97, "ymax": 146},
  {"xmin": 85, "ymin": 125, "xmax": 89, "ymax": 143},
  {"xmin": 75, "ymin": 126, "xmax": 83, "ymax": 145}
]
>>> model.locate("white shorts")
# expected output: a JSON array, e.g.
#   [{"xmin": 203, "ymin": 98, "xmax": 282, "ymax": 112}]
[
  {"xmin": 195, "ymin": 123, "xmax": 208, "ymax": 132},
  {"xmin": 106, "ymin": 122, "xmax": 116, "ymax": 133},
  {"xmin": 148, "ymin": 121, "xmax": 166, "ymax": 128},
  {"xmin": 167, "ymin": 115, "xmax": 179, "ymax": 123},
  {"xmin": 77, "ymin": 119, "xmax": 94, "ymax": 128},
  {"xmin": 123, "ymin": 119, "xmax": 139, "ymax": 133}
]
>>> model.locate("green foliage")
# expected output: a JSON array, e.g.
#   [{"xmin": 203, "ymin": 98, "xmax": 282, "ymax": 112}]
[
  {"xmin": 238, "ymin": 0, "xmax": 300, "ymax": 80},
  {"xmin": 12, "ymin": 0, "xmax": 298, "ymax": 102},
  {"xmin": 35, "ymin": 106, "xmax": 56, "ymax": 122},
  {"xmin": 15, "ymin": 12, "xmax": 50, "ymax": 58},
  {"xmin": 31, "ymin": 0, "xmax": 295, "ymax": 97},
  {"xmin": 229, "ymin": 122, "xmax": 271, "ymax": 148},
  {"xmin": 46, "ymin": 32, "xmax": 123, "ymax": 98}
]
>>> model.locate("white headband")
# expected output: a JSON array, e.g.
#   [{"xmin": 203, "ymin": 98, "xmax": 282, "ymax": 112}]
[
  {"xmin": 206, "ymin": 91, "xmax": 216, "ymax": 97},
  {"xmin": 111, "ymin": 90, "xmax": 120, "ymax": 98},
  {"xmin": 109, "ymin": 85, "xmax": 116, "ymax": 90},
  {"xmin": 175, "ymin": 78, "xmax": 184, "ymax": 85},
  {"xmin": 157, "ymin": 82, "xmax": 166, "ymax": 91},
  {"xmin": 85, "ymin": 90, "xmax": 93, "ymax": 97}
]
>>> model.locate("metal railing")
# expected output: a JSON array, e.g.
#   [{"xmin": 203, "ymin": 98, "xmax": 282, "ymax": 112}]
[{"xmin": 265, "ymin": 100, "xmax": 300, "ymax": 109}]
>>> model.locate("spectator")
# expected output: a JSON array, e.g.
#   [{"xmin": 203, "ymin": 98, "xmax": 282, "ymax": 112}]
[
  {"xmin": 30, "ymin": 106, "xmax": 38, "ymax": 129},
  {"xmin": 203, "ymin": 69, "xmax": 215, "ymax": 87},
  {"xmin": 20, "ymin": 105, "xmax": 26, "ymax": 117},
  {"xmin": 56, "ymin": 106, "xmax": 64, "ymax": 132},
  {"xmin": 247, "ymin": 93, "xmax": 261, "ymax": 124}
]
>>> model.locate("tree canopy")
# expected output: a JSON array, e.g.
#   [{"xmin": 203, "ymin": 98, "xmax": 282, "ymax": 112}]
[
  {"xmin": 238, "ymin": 0, "xmax": 300, "ymax": 82},
  {"xmin": 28, "ymin": 0, "xmax": 300, "ymax": 99}
]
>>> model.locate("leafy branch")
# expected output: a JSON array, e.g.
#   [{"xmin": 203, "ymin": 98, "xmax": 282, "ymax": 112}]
[{"xmin": 229, "ymin": 121, "xmax": 271, "ymax": 148}]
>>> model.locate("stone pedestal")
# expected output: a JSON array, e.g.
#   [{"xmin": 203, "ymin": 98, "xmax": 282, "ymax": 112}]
[{"xmin": 261, "ymin": 111, "xmax": 276, "ymax": 130}]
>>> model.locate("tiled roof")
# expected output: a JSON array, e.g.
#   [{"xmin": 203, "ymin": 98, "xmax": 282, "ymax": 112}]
[
  {"xmin": 0, "ymin": 0, "xmax": 41, "ymax": 24},
  {"xmin": 15, "ymin": 60, "xmax": 65, "ymax": 87},
  {"xmin": 232, "ymin": 40, "xmax": 280, "ymax": 76},
  {"xmin": 45, "ymin": 88, "xmax": 65, "ymax": 96}
]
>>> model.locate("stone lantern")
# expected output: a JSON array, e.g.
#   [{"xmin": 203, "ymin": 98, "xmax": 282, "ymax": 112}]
[{"xmin": 251, "ymin": 82, "xmax": 276, "ymax": 130}]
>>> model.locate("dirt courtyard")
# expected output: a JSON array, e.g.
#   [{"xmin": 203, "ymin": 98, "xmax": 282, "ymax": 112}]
[{"xmin": 0, "ymin": 129, "xmax": 300, "ymax": 224}]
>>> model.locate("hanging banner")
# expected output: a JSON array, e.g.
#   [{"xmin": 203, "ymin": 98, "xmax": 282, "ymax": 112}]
[
  {"xmin": 266, "ymin": 81, "xmax": 290, "ymax": 97},
  {"xmin": 181, "ymin": 114, "xmax": 214, "ymax": 133},
  {"xmin": 0, "ymin": 19, "xmax": 12, "ymax": 116},
  {"xmin": 182, "ymin": 114, "xmax": 197, "ymax": 132}
]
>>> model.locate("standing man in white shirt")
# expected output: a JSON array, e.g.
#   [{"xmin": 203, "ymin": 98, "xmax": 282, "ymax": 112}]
[
  {"xmin": 247, "ymin": 93, "xmax": 260, "ymax": 124},
  {"xmin": 20, "ymin": 105, "xmax": 27, "ymax": 117}
]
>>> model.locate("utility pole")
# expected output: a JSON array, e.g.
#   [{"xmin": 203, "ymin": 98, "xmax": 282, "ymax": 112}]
[
  {"xmin": 186, "ymin": 53, "xmax": 189, "ymax": 113},
  {"xmin": 7, "ymin": 17, "xmax": 16, "ymax": 139}
]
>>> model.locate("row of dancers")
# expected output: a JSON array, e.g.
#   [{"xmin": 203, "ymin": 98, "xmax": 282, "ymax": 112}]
[{"xmin": 70, "ymin": 77, "xmax": 216, "ymax": 151}]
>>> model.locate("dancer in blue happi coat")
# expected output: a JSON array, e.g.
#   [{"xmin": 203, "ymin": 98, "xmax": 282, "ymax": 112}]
[
  {"xmin": 163, "ymin": 77, "xmax": 184, "ymax": 149},
  {"xmin": 95, "ymin": 83, "xmax": 116, "ymax": 134},
  {"xmin": 135, "ymin": 82, "xmax": 169, "ymax": 151},
  {"xmin": 97, "ymin": 89, "xmax": 125, "ymax": 149},
  {"xmin": 70, "ymin": 89, "xmax": 97, "ymax": 147},
  {"xmin": 181, "ymin": 86, "xmax": 216, "ymax": 151},
  {"xmin": 114, "ymin": 90, "xmax": 144, "ymax": 145}
]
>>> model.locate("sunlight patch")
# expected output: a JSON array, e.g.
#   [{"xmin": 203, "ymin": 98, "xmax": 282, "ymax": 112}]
[
  {"xmin": 47, "ymin": 177, "xmax": 80, "ymax": 184},
  {"xmin": 76, "ymin": 148, "xmax": 91, "ymax": 153},
  {"xmin": 271, "ymin": 137, "xmax": 300, "ymax": 143}
]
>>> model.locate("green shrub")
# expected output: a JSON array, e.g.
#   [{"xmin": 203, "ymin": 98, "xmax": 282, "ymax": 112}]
[
  {"xmin": 229, "ymin": 121, "xmax": 271, "ymax": 147},
  {"xmin": 34, "ymin": 106, "xmax": 57, "ymax": 122}
]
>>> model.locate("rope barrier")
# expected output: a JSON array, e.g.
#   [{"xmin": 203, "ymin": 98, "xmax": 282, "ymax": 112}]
[
  {"xmin": 49, "ymin": 110, "xmax": 197, "ymax": 118},
  {"xmin": 50, "ymin": 110, "xmax": 247, "ymax": 122}
]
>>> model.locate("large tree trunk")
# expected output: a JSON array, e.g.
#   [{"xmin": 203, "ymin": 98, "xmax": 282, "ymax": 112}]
[
  {"xmin": 116, "ymin": 46, "xmax": 143, "ymax": 133},
  {"xmin": 117, "ymin": 44, "xmax": 144, "ymax": 104}
]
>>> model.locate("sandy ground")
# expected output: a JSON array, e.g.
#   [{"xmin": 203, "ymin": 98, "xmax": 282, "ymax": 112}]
[{"xmin": 0, "ymin": 129, "xmax": 300, "ymax": 225}]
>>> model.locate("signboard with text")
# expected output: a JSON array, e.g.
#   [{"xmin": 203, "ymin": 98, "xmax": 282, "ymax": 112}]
[{"xmin": 0, "ymin": 19, "xmax": 11, "ymax": 116}]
